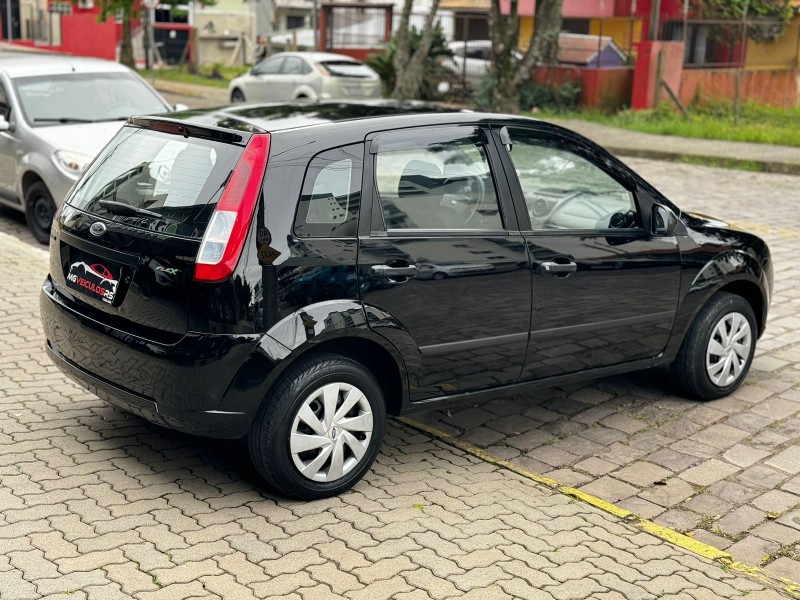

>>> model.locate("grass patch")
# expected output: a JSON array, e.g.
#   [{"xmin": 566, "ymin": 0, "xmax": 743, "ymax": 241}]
[
  {"xmin": 537, "ymin": 101, "xmax": 800, "ymax": 147},
  {"xmin": 139, "ymin": 64, "xmax": 250, "ymax": 89}
]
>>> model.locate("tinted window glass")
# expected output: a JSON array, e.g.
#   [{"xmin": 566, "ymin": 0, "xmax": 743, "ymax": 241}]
[
  {"xmin": 320, "ymin": 61, "xmax": 374, "ymax": 78},
  {"xmin": 375, "ymin": 133, "xmax": 502, "ymax": 231},
  {"xmin": 282, "ymin": 56, "xmax": 307, "ymax": 75},
  {"xmin": 505, "ymin": 128, "xmax": 639, "ymax": 231},
  {"xmin": 67, "ymin": 127, "xmax": 243, "ymax": 239},
  {"xmin": 13, "ymin": 72, "xmax": 167, "ymax": 125},
  {"xmin": 294, "ymin": 144, "xmax": 362, "ymax": 238},
  {"xmin": 254, "ymin": 57, "xmax": 283, "ymax": 75},
  {"xmin": 0, "ymin": 84, "xmax": 9, "ymax": 120}
]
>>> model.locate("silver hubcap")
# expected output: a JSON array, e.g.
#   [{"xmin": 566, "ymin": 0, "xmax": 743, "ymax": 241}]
[
  {"xmin": 706, "ymin": 312, "xmax": 752, "ymax": 387},
  {"xmin": 290, "ymin": 382, "xmax": 373, "ymax": 482}
]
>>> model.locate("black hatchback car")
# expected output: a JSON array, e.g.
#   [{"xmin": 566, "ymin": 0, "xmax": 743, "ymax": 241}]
[{"xmin": 41, "ymin": 102, "xmax": 772, "ymax": 499}]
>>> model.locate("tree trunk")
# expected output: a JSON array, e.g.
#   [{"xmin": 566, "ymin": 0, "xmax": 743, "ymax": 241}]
[
  {"xmin": 531, "ymin": 0, "xmax": 562, "ymax": 66},
  {"xmin": 119, "ymin": 9, "xmax": 135, "ymax": 69},
  {"xmin": 391, "ymin": 0, "xmax": 414, "ymax": 98},
  {"xmin": 488, "ymin": 0, "xmax": 562, "ymax": 113},
  {"xmin": 393, "ymin": 0, "xmax": 442, "ymax": 99}
]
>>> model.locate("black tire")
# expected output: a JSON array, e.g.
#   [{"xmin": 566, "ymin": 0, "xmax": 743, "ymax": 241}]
[
  {"xmin": 433, "ymin": 272, "xmax": 447, "ymax": 280},
  {"xmin": 247, "ymin": 353, "xmax": 386, "ymax": 499},
  {"xmin": 25, "ymin": 181, "xmax": 56, "ymax": 245},
  {"xmin": 231, "ymin": 88, "xmax": 245, "ymax": 103},
  {"xmin": 672, "ymin": 292, "xmax": 757, "ymax": 401}
]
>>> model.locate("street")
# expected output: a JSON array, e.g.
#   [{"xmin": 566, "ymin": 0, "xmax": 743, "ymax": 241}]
[{"xmin": 0, "ymin": 157, "xmax": 798, "ymax": 598}]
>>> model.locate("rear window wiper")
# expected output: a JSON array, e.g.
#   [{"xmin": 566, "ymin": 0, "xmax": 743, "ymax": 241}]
[
  {"xmin": 98, "ymin": 199, "xmax": 162, "ymax": 218},
  {"xmin": 33, "ymin": 117, "xmax": 97, "ymax": 124}
]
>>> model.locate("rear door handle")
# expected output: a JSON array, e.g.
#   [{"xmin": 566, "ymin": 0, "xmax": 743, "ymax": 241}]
[
  {"xmin": 540, "ymin": 261, "xmax": 577, "ymax": 275},
  {"xmin": 369, "ymin": 264, "xmax": 418, "ymax": 279}
]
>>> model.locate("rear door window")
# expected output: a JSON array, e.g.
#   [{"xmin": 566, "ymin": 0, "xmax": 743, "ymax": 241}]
[
  {"xmin": 373, "ymin": 128, "xmax": 503, "ymax": 231},
  {"xmin": 67, "ymin": 126, "xmax": 244, "ymax": 238}
]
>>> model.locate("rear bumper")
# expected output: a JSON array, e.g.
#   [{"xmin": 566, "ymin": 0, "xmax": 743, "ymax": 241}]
[{"xmin": 41, "ymin": 277, "xmax": 261, "ymax": 438}]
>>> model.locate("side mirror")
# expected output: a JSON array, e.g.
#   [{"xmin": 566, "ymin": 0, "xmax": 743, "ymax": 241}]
[
  {"xmin": 499, "ymin": 126, "xmax": 512, "ymax": 153},
  {"xmin": 0, "ymin": 114, "xmax": 10, "ymax": 132},
  {"xmin": 652, "ymin": 204, "xmax": 678, "ymax": 236},
  {"xmin": 173, "ymin": 103, "xmax": 189, "ymax": 112}
]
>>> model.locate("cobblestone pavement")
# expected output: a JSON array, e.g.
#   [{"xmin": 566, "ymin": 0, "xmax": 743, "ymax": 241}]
[
  {"xmin": 416, "ymin": 159, "xmax": 800, "ymax": 583},
  {"xmin": 0, "ymin": 160, "xmax": 797, "ymax": 599}
]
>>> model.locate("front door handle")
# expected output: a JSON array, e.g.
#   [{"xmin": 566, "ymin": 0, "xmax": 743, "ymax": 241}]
[
  {"xmin": 540, "ymin": 261, "xmax": 577, "ymax": 275},
  {"xmin": 370, "ymin": 264, "xmax": 418, "ymax": 279}
]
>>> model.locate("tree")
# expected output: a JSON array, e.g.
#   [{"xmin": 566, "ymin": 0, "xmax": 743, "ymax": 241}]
[
  {"xmin": 95, "ymin": 0, "xmax": 137, "ymax": 68},
  {"xmin": 488, "ymin": 0, "xmax": 563, "ymax": 113},
  {"xmin": 391, "ymin": 0, "xmax": 444, "ymax": 99},
  {"xmin": 94, "ymin": 0, "xmax": 215, "ymax": 69},
  {"xmin": 366, "ymin": 24, "xmax": 452, "ymax": 99},
  {"xmin": 690, "ymin": 0, "xmax": 792, "ymax": 41}
]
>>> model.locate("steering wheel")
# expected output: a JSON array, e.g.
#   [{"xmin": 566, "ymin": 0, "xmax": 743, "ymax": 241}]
[
  {"xmin": 608, "ymin": 210, "xmax": 637, "ymax": 229},
  {"xmin": 441, "ymin": 172, "xmax": 486, "ymax": 224}
]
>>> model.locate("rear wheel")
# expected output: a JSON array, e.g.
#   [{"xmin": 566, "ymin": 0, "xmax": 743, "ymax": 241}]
[
  {"xmin": 247, "ymin": 353, "xmax": 386, "ymax": 499},
  {"xmin": 672, "ymin": 292, "xmax": 756, "ymax": 401},
  {"xmin": 231, "ymin": 88, "xmax": 245, "ymax": 103},
  {"xmin": 25, "ymin": 181, "xmax": 56, "ymax": 245}
]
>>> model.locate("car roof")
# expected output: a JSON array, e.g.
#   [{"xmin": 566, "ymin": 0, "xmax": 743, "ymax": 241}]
[
  {"xmin": 0, "ymin": 51, "xmax": 132, "ymax": 78},
  {"xmin": 159, "ymin": 100, "xmax": 546, "ymax": 136},
  {"xmin": 270, "ymin": 51, "xmax": 363, "ymax": 63}
]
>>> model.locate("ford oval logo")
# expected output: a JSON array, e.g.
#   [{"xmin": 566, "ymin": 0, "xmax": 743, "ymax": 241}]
[{"xmin": 89, "ymin": 222, "xmax": 107, "ymax": 237}]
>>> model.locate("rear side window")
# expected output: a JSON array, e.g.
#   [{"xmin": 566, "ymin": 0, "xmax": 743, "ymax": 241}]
[
  {"xmin": 67, "ymin": 126, "xmax": 244, "ymax": 239},
  {"xmin": 294, "ymin": 144, "xmax": 362, "ymax": 238}
]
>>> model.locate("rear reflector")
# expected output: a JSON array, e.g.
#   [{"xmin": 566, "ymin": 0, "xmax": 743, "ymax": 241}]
[{"xmin": 194, "ymin": 133, "xmax": 270, "ymax": 282}]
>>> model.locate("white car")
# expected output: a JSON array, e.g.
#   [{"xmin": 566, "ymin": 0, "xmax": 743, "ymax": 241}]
[
  {"xmin": 441, "ymin": 40, "xmax": 521, "ymax": 90},
  {"xmin": 228, "ymin": 52, "xmax": 381, "ymax": 103},
  {"xmin": 0, "ymin": 51, "xmax": 175, "ymax": 243}
]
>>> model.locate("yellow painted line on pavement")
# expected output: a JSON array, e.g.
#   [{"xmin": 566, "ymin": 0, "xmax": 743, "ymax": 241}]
[
  {"xmin": 732, "ymin": 221, "xmax": 800, "ymax": 240},
  {"xmin": 398, "ymin": 416, "xmax": 800, "ymax": 599}
]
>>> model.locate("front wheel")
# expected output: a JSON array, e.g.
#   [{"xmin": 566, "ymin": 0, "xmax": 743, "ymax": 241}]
[
  {"xmin": 231, "ymin": 88, "xmax": 245, "ymax": 103},
  {"xmin": 247, "ymin": 353, "xmax": 386, "ymax": 499},
  {"xmin": 25, "ymin": 181, "xmax": 56, "ymax": 245},
  {"xmin": 672, "ymin": 292, "xmax": 757, "ymax": 401}
]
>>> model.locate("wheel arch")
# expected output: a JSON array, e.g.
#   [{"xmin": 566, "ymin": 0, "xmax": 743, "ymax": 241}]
[
  {"xmin": 21, "ymin": 170, "xmax": 46, "ymax": 199},
  {"xmin": 717, "ymin": 279, "xmax": 765, "ymax": 336},
  {"xmin": 282, "ymin": 336, "xmax": 405, "ymax": 416},
  {"xmin": 223, "ymin": 301, "xmax": 413, "ymax": 433}
]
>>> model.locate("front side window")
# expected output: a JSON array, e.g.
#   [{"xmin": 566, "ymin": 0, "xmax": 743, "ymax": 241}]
[
  {"xmin": 374, "ymin": 130, "xmax": 502, "ymax": 231},
  {"xmin": 254, "ymin": 57, "xmax": 284, "ymax": 75},
  {"xmin": 505, "ymin": 128, "xmax": 639, "ymax": 231},
  {"xmin": 294, "ymin": 144, "xmax": 362, "ymax": 238}
]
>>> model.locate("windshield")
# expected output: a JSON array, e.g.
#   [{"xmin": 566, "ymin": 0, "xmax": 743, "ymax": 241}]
[
  {"xmin": 14, "ymin": 72, "xmax": 168, "ymax": 126},
  {"xmin": 67, "ymin": 126, "xmax": 244, "ymax": 239}
]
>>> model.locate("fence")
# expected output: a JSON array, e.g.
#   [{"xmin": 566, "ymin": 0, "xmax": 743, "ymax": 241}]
[{"xmin": 660, "ymin": 18, "xmax": 800, "ymax": 69}]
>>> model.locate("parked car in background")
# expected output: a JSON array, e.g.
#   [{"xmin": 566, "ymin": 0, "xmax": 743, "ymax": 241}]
[
  {"xmin": 42, "ymin": 101, "xmax": 771, "ymax": 500},
  {"xmin": 228, "ymin": 52, "xmax": 381, "ymax": 104},
  {"xmin": 0, "ymin": 52, "xmax": 175, "ymax": 243}
]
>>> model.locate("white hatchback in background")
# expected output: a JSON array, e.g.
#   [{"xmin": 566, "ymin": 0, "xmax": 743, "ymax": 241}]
[
  {"xmin": 228, "ymin": 52, "xmax": 382, "ymax": 103},
  {"xmin": 0, "ymin": 51, "xmax": 175, "ymax": 243}
]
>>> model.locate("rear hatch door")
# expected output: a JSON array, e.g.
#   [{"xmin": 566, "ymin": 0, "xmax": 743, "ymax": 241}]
[{"xmin": 52, "ymin": 120, "xmax": 250, "ymax": 341}]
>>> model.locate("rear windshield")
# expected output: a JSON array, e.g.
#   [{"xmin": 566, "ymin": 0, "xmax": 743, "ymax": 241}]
[
  {"xmin": 320, "ymin": 61, "xmax": 373, "ymax": 78},
  {"xmin": 67, "ymin": 126, "xmax": 243, "ymax": 238}
]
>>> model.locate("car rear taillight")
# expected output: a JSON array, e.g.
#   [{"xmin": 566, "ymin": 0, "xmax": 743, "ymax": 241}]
[
  {"xmin": 194, "ymin": 133, "xmax": 270, "ymax": 282},
  {"xmin": 314, "ymin": 63, "xmax": 331, "ymax": 77}
]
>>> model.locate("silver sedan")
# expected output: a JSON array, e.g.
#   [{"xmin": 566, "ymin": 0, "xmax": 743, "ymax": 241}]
[
  {"xmin": 228, "ymin": 52, "xmax": 381, "ymax": 104},
  {"xmin": 0, "ymin": 52, "xmax": 174, "ymax": 243}
]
